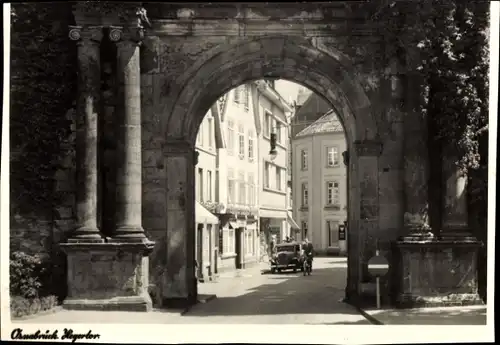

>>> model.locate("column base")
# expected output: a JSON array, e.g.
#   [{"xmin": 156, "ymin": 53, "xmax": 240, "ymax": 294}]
[
  {"xmin": 439, "ymin": 227, "xmax": 477, "ymax": 242},
  {"xmin": 60, "ymin": 241, "xmax": 155, "ymax": 312},
  {"xmin": 63, "ymin": 295, "xmax": 152, "ymax": 312},
  {"xmin": 69, "ymin": 226, "xmax": 105, "ymax": 243},
  {"xmin": 112, "ymin": 226, "xmax": 148, "ymax": 242}
]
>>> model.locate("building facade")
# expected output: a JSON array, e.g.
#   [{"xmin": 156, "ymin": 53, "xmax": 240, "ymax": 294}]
[
  {"xmin": 292, "ymin": 110, "xmax": 348, "ymax": 255},
  {"xmin": 255, "ymin": 80, "xmax": 299, "ymax": 256},
  {"xmin": 195, "ymin": 80, "xmax": 301, "ymax": 276},
  {"xmin": 194, "ymin": 82, "xmax": 261, "ymax": 277}
]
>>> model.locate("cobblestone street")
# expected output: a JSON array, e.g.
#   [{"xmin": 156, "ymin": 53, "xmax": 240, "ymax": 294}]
[
  {"xmin": 15, "ymin": 257, "xmax": 371, "ymax": 324},
  {"xmin": 182, "ymin": 257, "xmax": 369, "ymax": 324}
]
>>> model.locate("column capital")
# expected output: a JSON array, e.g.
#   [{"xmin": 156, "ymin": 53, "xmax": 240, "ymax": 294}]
[
  {"xmin": 109, "ymin": 25, "xmax": 145, "ymax": 44},
  {"xmin": 354, "ymin": 140, "xmax": 383, "ymax": 157},
  {"xmin": 69, "ymin": 25, "xmax": 104, "ymax": 45}
]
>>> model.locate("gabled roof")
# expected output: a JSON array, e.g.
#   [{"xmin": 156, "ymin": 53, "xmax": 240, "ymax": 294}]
[{"xmin": 295, "ymin": 110, "xmax": 343, "ymax": 137}]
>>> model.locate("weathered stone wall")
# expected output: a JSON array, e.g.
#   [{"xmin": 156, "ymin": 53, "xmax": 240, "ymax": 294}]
[{"xmin": 10, "ymin": 103, "xmax": 77, "ymax": 258}]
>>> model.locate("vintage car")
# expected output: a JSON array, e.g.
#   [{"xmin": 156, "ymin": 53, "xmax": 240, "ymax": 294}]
[{"xmin": 270, "ymin": 242, "xmax": 304, "ymax": 273}]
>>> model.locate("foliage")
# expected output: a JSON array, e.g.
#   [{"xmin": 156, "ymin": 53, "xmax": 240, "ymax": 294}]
[
  {"xmin": 10, "ymin": 295, "xmax": 59, "ymax": 319},
  {"xmin": 10, "ymin": 3, "xmax": 76, "ymax": 215},
  {"xmin": 361, "ymin": 1, "xmax": 489, "ymax": 176},
  {"xmin": 10, "ymin": 251, "xmax": 52, "ymax": 299},
  {"xmin": 80, "ymin": 1, "xmax": 150, "ymax": 26}
]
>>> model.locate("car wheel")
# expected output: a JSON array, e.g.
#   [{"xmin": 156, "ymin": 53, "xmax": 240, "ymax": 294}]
[
  {"xmin": 293, "ymin": 268, "xmax": 297, "ymax": 273},
  {"xmin": 277, "ymin": 268, "xmax": 282, "ymax": 273},
  {"xmin": 271, "ymin": 268, "xmax": 276, "ymax": 274}
]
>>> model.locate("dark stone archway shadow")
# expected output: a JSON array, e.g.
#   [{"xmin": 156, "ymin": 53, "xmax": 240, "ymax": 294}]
[{"xmin": 181, "ymin": 266, "xmax": 363, "ymax": 317}]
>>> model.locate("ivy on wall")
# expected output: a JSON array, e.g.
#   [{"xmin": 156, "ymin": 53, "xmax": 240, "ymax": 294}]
[
  {"xmin": 10, "ymin": 3, "xmax": 77, "ymax": 216},
  {"xmin": 345, "ymin": 1, "xmax": 489, "ymax": 176}
]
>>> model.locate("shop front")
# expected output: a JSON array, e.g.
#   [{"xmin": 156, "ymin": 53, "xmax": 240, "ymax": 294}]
[{"xmin": 216, "ymin": 206, "xmax": 259, "ymax": 274}]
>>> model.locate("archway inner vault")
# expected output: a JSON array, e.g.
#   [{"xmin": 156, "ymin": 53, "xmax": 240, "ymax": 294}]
[{"xmin": 157, "ymin": 34, "xmax": 384, "ymax": 306}]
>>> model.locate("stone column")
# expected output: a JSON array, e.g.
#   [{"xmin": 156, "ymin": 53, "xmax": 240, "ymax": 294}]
[
  {"xmin": 109, "ymin": 25, "xmax": 147, "ymax": 241},
  {"xmin": 402, "ymin": 72, "xmax": 430, "ymax": 234},
  {"xmin": 60, "ymin": 20, "xmax": 154, "ymax": 314},
  {"xmin": 68, "ymin": 25, "xmax": 104, "ymax": 243},
  {"xmin": 441, "ymin": 146, "xmax": 469, "ymax": 234}
]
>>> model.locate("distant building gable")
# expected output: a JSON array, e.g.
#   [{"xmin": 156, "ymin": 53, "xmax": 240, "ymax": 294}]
[
  {"xmin": 291, "ymin": 93, "xmax": 332, "ymax": 138},
  {"xmin": 295, "ymin": 110, "xmax": 343, "ymax": 138}
]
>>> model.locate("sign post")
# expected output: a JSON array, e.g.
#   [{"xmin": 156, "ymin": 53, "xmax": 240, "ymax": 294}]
[
  {"xmin": 367, "ymin": 242, "xmax": 390, "ymax": 309},
  {"xmin": 338, "ymin": 224, "xmax": 347, "ymax": 255}
]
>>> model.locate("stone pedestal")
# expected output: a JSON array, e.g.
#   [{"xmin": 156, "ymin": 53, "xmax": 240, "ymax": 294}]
[
  {"xmin": 60, "ymin": 241, "xmax": 155, "ymax": 311},
  {"xmin": 393, "ymin": 235, "xmax": 483, "ymax": 308}
]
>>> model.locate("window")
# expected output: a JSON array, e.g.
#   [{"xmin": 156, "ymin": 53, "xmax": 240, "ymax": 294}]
[
  {"xmin": 197, "ymin": 122, "xmax": 204, "ymax": 146},
  {"xmin": 264, "ymin": 112, "xmax": 272, "ymax": 137},
  {"xmin": 227, "ymin": 169, "xmax": 235, "ymax": 204},
  {"xmin": 301, "ymin": 182, "xmax": 308, "ymax": 207},
  {"xmin": 301, "ymin": 150, "xmax": 308, "ymax": 170},
  {"xmin": 276, "ymin": 121, "xmax": 282, "ymax": 144},
  {"xmin": 207, "ymin": 117, "xmax": 214, "ymax": 149},
  {"xmin": 223, "ymin": 228, "xmax": 235, "ymax": 254},
  {"xmin": 302, "ymin": 221, "xmax": 308, "ymax": 240},
  {"xmin": 243, "ymin": 85, "xmax": 250, "ymax": 110},
  {"xmin": 248, "ymin": 130, "xmax": 254, "ymax": 161},
  {"xmin": 326, "ymin": 181, "xmax": 340, "ymax": 206},
  {"xmin": 264, "ymin": 162, "xmax": 271, "ymax": 188},
  {"xmin": 233, "ymin": 86, "xmax": 241, "ymax": 104},
  {"xmin": 195, "ymin": 168, "xmax": 200, "ymax": 201},
  {"xmin": 327, "ymin": 220, "xmax": 339, "ymax": 247},
  {"xmin": 198, "ymin": 168, "xmax": 204, "ymax": 202},
  {"xmin": 215, "ymin": 170, "xmax": 220, "ymax": 202},
  {"xmin": 248, "ymin": 173, "xmax": 255, "ymax": 205},
  {"xmin": 227, "ymin": 120, "xmax": 235, "ymax": 155},
  {"xmin": 238, "ymin": 124, "xmax": 245, "ymax": 158},
  {"xmin": 327, "ymin": 147, "xmax": 339, "ymax": 167},
  {"xmin": 275, "ymin": 167, "xmax": 282, "ymax": 191},
  {"xmin": 234, "ymin": 85, "xmax": 250, "ymax": 110},
  {"xmin": 204, "ymin": 225, "xmax": 211, "ymax": 262},
  {"xmin": 238, "ymin": 171, "xmax": 246, "ymax": 204},
  {"xmin": 207, "ymin": 170, "xmax": 212, "ymax": 201},
  {"xmin": 245, "ymin": 228, "xmax": 253, "ymax": 255}
]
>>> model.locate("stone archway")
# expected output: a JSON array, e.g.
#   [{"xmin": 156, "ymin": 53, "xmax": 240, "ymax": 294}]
[
  {"xmin": 160, "ymin": 35, "xmax": 383, "ymax": 305},
  {"xmin": 58, "ymin": 2, "xmax": 430, "ymax": 312}
]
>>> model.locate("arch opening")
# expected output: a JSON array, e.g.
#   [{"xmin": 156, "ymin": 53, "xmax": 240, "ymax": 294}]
[{"xmin": 162, "ymin": 35, "xmax": 379, "ymax": 305}]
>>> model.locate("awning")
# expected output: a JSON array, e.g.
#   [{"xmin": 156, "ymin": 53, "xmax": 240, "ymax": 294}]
[
  {"xmin": 195, "ymin": 201, "xmax": 219, "ymax": 224},
  {"xmin": 228, "ymin": 219, "xmax": 246, "ymax": 229},
  {"xmin": 287, "ymin": 211, "xmax": 300, "ymax": 230},
  {"xmin": 259, "ymin": 209, "xmax": 287, "ymax": 219},
  {"xmin": 246, "ymin": 222, "xmax": 257, "ymax": 230}
]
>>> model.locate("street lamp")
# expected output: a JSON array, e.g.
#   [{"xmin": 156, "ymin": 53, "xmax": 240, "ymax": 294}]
[
  {"xmin": 342, "ymin": 150, "xmax": 349, "ymax": 166},
  {"xmin": 194, "ymin": 150, "xmax": 200, "ymax": 166},
  {"xmin": 269, "ymin": 132, "xmax": 278, "ymax": 160}
]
